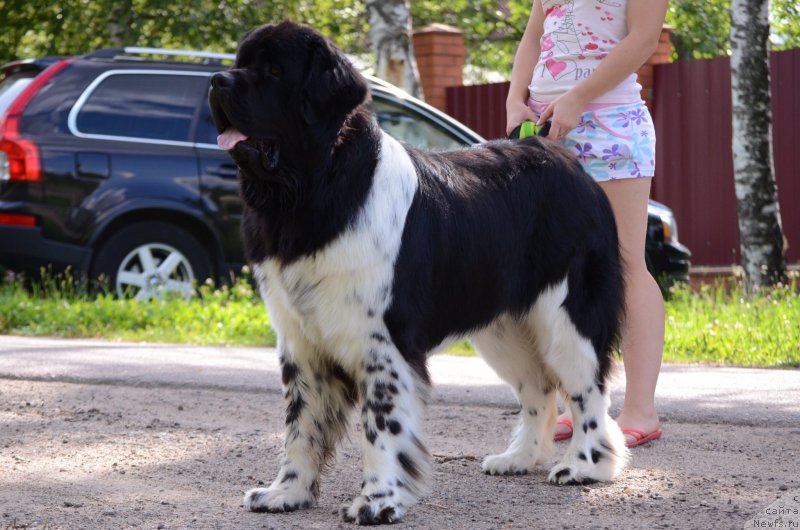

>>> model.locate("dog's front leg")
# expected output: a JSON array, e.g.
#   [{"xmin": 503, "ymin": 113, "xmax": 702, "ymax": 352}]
[
  {"xmin": 245, "ymin": 346, "xmax": 357, "ymax": 513},
  {"xmin": 342, "ymin": 342, "xmax": 430, "ymax": 525}
]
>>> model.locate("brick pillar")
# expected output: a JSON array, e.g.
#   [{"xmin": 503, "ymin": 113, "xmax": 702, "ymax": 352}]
[
  {"xmin": 412, "ymin": 24, "xmax": 465, "ymax": 111},
  {"xmin": 638, "ymin": 25, "xmax": 673, "ymax": 112}
]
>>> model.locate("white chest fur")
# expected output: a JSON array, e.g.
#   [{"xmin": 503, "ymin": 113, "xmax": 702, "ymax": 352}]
[{"xmin": 252, "ymin": 132, "xmax": 418, "ymax": 370}]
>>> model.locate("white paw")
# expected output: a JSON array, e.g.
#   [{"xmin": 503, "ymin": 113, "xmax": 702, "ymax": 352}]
[
  {"xmin": 481, "ymin": 451, "xmax": 538, "ymax": 476},
  {"xmin": 341, "ymin": 493, "xmax": 406, "ymax": 525},
  {"xmin": 243, "ymin": 486, "xmax": 315, "ymax": 513},
  {"xmin": 547, "ymin": 457, "xmax": 600, "ymax": 485},
  {"xmin": 547, "ymin": 441, "xmax": 626, "ymax": 485}
]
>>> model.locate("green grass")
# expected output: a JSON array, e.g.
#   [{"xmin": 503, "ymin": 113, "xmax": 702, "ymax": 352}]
[
  {"xmin": 0, "ymin": 271, "xmax": 798, "ymax": 368},
  {"xmin": 663, "ymin": 279, "xmax": 799, "ymax": 367},
  {"xmin": 0, "ymin": 272, "xmax": 274, "ymax": 347}
]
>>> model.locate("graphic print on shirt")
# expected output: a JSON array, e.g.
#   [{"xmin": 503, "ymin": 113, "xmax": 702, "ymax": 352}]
[
  {"xmin": 539, "ymin": 1, "xmax": 582, "ymax": 81},
  {"xmin": 537, "ymin": 0, "xmax": 620, "ymax": 83}
]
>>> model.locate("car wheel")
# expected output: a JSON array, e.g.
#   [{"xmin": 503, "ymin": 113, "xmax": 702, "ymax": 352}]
[{"xmin": 92, "ymin": 222, "xmax": 212, "ymax": 300}]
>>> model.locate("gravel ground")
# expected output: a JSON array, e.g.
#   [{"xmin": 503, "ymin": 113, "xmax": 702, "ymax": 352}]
[{"xmin": 1, "ymin": 337, "xmax": 799, "ymax": 529}]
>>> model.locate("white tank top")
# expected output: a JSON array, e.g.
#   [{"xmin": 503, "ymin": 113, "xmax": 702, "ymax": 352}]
[{"xmin": 528, "ymin": 0, "xmax": 643, "ymax": 104}]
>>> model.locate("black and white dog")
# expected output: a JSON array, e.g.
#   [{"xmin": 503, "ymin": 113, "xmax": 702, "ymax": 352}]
[{"xmin": 209, "ymin": 21, "xmax": 628, "ymax": 525}]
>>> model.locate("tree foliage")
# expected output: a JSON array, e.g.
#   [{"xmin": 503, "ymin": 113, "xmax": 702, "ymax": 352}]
[
  {"xmin": 0, "ymin": 0, "xmax": 369, "ymax": 65},
  {"xmin": 666, "ymin": 0, "xmax": 732, "ymax": 59},
  {"xmin": 1, "ymin": 1, "xmax": 799, "ymax": 77},
  {"xmin": 666, "ymin": 0, "xmax": 800, "ymax": 60},
  {"xmin": 771, "ymin": 0, "xmax": 800, "ymax": 50},
  {"xmin": 410, "ymin": 0, "xmax": 529, "ymax": 81}
]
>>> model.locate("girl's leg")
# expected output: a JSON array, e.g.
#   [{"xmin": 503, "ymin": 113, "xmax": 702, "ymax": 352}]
[{"xmin": 600, "ymin": 177, "xmax": 662, "ymax": 441}]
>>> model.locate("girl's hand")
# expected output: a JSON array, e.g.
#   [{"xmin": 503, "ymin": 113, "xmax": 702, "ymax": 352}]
[
  {"xmin": 506, "ymin": 100, "xmax": 539, "ymax": 137},
  {"xmin": 537, "ymin": 90, "xmax": 587, "ymax": 140}
]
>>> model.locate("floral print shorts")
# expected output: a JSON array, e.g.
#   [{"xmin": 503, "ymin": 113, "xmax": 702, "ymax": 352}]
[{"xmin": 528, "ymin": 99, "xmax": 656, "ymax": 181}]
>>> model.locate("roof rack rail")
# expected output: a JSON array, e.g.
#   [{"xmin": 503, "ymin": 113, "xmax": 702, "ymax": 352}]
[
  {"xmin": 83, "ymin": 47, "xmax": 235, "ymax": 63},
  {"xmin": 124, "ymin": 47, "xmax": 235, "ymax": 61}
]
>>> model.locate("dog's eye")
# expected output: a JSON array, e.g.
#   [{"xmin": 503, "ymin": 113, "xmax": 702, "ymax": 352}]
[{"xmin": 268, "ymin": 65, "xmax": 281, "ymax": 78}]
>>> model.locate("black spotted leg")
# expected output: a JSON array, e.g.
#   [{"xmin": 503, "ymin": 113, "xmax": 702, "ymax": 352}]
[
  {"xmin": 244, "ymin": 347, "xmax": 357, "ymax": 513},
  {"xmin": 341, "ymin": 337, "xmax": 430, "ymax": 525}
]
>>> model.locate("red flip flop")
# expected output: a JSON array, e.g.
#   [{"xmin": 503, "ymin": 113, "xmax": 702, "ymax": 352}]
[
  {"xmin": 554, "ymin": 418, "xmax": 573, "ymax": 441},
  {"xmin": 622, "ymin": 427, "xmax": 663, "ymax": 448}
]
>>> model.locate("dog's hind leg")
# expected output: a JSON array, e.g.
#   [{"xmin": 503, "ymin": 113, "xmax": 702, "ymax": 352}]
[
  {"xmin": 471, "ymin": 317, "xmax": 558, "ymax": 475},
  {"xmin": 530, "ymin": 279, "xmax": 629, "ymax": 484},
  {"xmin": 341, "ymin": 338, "xmax": 431, "ymax": 525},
  {"xmin": 244, "ymin": 343, "xmax": 357, "ymax": 513}
]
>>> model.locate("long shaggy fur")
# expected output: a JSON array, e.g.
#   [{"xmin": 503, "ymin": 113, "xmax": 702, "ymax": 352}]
[{"xmin": 209, "ymin": 21, "xmax": 628, "ymax": 526}]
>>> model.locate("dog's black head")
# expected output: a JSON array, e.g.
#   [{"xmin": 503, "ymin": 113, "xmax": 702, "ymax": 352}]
[{"xmin": 208, "ymin": 21, "xmax": 369, "ymax": 179}]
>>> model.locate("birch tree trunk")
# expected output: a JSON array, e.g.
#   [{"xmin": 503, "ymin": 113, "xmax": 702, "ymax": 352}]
[
  {"xmin": 107, "ymin": 0, "xmax": 134, "ymax": 48},
  {"xmin": 366, "ymin": 0, "xmax": 423, "ymax": 99},
  {"xmin": 730, "ymin": 0, "xmax": 787, "ymax": 291}
]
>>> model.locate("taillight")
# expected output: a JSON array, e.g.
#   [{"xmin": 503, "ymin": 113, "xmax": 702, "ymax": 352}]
[
  {"xmin": 0, "ymin": 58, "xmax": 74, "ymax": 182},
  {"xmin": 0, "ymin": 213, "xmax": 36, "ymax": 227},
  {"xmin": 0, "ymin": 131, "xmax": 41, "ymax": 181}
]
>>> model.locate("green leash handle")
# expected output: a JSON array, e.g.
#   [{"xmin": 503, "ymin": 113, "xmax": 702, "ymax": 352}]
[{"xmin": 508, "ymin": 120, "xmax": 547, "ymax": 139}]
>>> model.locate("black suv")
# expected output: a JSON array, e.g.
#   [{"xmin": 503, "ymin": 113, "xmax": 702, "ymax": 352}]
[{"xmin": 0, "ymin": 48, "xmax": 690, "ymax": 299}]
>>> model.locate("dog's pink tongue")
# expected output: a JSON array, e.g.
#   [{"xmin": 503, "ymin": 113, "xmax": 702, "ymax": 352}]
[{"xmin": 217, "ymin": 128, "xmax": 248, "ymax": 150}]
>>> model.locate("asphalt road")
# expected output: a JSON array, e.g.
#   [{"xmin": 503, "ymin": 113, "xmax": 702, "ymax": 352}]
[{"xmin": 1, "ymin": 335, "xmax": 799, "ymax": 529}]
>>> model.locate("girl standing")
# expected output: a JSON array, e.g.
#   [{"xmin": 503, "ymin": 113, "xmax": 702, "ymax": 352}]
[{"xmin": 506, "ymin": 0, "xmax": 669, "ymax": 447}]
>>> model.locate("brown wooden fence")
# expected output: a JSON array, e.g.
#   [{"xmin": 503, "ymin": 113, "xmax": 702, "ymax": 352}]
[
  {"xmin": 652, "ymin": 48, "xmax": 799, "ymax": 268},
  {"xmin": 446, "ymin": 48, "xmax": 799, "ymax": 268}
]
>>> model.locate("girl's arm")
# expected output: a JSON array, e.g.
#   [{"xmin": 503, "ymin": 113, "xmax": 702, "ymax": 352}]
[
  {"xmin": 538, "ymin": 0, "xmax": 669, "ymax": 139},
  {"xmin": 505, "ymin": 0, "xmax": 546, "ymax": 135}
]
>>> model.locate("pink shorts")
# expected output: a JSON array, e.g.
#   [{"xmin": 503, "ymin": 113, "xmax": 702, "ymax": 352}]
[{"xmin": 529, "ymin": 98, "xmax": 656, "ymax": 182}]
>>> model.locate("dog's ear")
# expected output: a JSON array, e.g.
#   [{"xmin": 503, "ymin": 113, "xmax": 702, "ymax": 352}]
[{"xmin": 301, "ymin": 37, "xmax": 368, "ymax": 125}]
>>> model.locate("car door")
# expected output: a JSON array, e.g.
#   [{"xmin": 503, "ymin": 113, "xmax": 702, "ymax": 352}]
[{"xmin": 66, "ymin": 69, "xmax": 209, "ymax": 245}]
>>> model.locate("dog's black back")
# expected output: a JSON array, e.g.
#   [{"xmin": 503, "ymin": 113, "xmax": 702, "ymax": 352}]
[{"xmin": 386, "ymin": 138, "xmax": 622, "ymax": 384}]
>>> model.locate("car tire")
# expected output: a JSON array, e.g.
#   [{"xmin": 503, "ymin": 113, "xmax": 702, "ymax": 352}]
[{"xmin": 91, "ymin": 222, "xmax": 212, "ymax": 299}]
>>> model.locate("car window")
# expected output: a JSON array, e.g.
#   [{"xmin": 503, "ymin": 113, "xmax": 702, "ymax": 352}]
[
  {"xmin": 74, "ymin": 72, "xmax": 207, "ymax": 143},
  {"xmin": 0, "ymin": 72, "xmax": 35, "ymax": 117},
  {"xmin": 372, "ymin": 97, "xmax": 463, "ymax": 150}
]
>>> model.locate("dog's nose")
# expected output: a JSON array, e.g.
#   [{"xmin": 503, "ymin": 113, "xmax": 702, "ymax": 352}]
[{"xmin": 211, "ymin": 72, "xmax": 234, "ymax": 89}]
